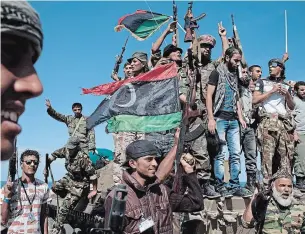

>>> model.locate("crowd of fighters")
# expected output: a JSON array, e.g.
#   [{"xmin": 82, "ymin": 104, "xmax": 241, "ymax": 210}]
[{"xmin": 1, "ymin": 1, "xmax": 305, "ymax": 234}]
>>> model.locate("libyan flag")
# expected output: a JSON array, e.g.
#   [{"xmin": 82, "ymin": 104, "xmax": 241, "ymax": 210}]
[
  {"xmin": 83, "ymin": 63, "xmax": 181, "ymax": 133},
  {"xmin": 114, "ymin": 10, "xmax": 171, "ymax": 41}
]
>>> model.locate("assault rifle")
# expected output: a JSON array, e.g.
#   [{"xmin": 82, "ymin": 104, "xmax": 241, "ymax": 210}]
[
  {"xmin": 231, "ymin": 14, "xmax": 246, "ymax": 66},
  {"xmin": 90, "ymin": 184, "xmax": 128, "ymax": 234},
  {"xmin": 8, "ymin": 148, "xmax": 17, "ymax": 183},
  {"xmin": 172, "ymin": 0, "xmax": 179, "ymax": 46},
  {"xmin": 111, "ymin": 36, "xmax": 129, "ymax": 79},
  {"xmin": 174, "ymin": 49, "xmax": 202, "ymax": 193},
  {"xmin": 184, "ymin": 1, "xmax": 206, "ymax": 42}
]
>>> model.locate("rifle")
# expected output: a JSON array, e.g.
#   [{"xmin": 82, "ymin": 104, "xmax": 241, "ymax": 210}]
[
  {"xmin": 173, "ymin": 49, "xmax": 198, "ymax": 193},
  {"xmin": 231, "ymin": 14, "xmax": 246, "ymax": 66},
  {"xmin": 90, "ymin": 184, "xmax": 128, "ymax": 234},
  {"xmin": 8, "ymin": 146, "xmax": 17, "ymax": 183},
  {"xmin": 184, "ymin": 1, "xmax": 206, "ymax": 43},
  {"xmin": 111, "ymin": 36, "xmax": 129, "ymax": 78},
  {"xmin": 172, "ymin": 0, "xmax": 179, "ymax": 47},
  {"xmin": 45, "ymin": 153, "xmax": 49, "ymax": 184}
]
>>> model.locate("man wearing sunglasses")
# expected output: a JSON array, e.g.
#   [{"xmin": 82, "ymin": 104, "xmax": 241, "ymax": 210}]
[
  {"xmin": 1, "ymin": 150, "xmax": 49, "ymax": 234},
  {"xmin": 253, "ymin": 58, "xmax": 295, "ymax": 181}
]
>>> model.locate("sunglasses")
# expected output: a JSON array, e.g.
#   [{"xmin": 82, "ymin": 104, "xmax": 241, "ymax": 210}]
[
  {"xmin": 23, "ymin": 160, "xmax": 39, "ymax": 166},
  {"xmin": 269, "ymin": 62, "xmax": 283, "ymax": 68}
]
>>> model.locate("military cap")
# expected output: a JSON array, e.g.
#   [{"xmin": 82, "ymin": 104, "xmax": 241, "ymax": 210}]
[
  {"xmin": 66, "ymin": 136, "xmax": 80, "ymax": 149},
  {"xmin": 163, "ymin": 44, "xmax": 183, "ymax": 57},
  {"xmin": 122, "ymin": 140, "xmax": 159, "ymax": 167},
  {"xmin": 127, "ymin": 52, "xmax": 148, "ymax": 64},
  {"xmin": 268, "ymin": 58, "xmax": 285, "ymax": 70},
  {"xmin": 271, "ymin": 167, "xmax": 292, "ymax": 181},
  {"xmin": 198, "ymin": 34, "xmax": 216, "ymax": 48}
]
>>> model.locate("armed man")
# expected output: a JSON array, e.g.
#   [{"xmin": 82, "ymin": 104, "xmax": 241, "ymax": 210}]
[
  {"xmin": 1, "ymin": 150, "xmax": 50, "ymax": 234},
  {"xmin": 48, "ymin": 136, "xmax": 98, "ymax": 234},
  {"xmin": 45, "ymin": 100, "xmax": 96, "ymax": 156},
  {"xmin": 1, "ymin": 1, "xmax": 44, "ymax": 161},
  {"xmin": 104, "ymin": 129, "xmax": 204, "ymax": 234},
  {"xmin": 253, "ymin": 58, "xmax": 295, "ymax": 181},
  {"xmin": 242, "ymin": 168, "xmax": 305, "ymax": 233},
  {"xmin": 111, "ymin": 61, "xmax": 133, "ymax": 81}
]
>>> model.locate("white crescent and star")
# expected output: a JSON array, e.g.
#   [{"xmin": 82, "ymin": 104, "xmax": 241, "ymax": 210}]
[{"xmin": 116, "ymin": 83, "xmax": 137, "ymax": 108}]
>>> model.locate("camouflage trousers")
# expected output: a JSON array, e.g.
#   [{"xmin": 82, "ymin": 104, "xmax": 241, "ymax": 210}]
[
  {"xmin": 52, "ymin": 142, "xmax": 89, "ymax": 158},
  {"xmin": 257, "ymin": 117, "xmax": 294, "ymax": 179},
  {"xmin": 51, "ymin": 176, "xmax": 89, "ymax": 234},
  {"xmin": 112, "ymin": 132, "xmax": 145, "ymax": 183},
  {"xmin": 294, "ymin": 134, "xmax": 305, "ymax": 178},
  {"xmin": 189, "ymin": 117, "xmax": 211, "ymax": 181}
]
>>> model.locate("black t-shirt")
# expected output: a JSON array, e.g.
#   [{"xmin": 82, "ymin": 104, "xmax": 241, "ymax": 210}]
[{"xmin": 208, "ymin": 70, "xmax": 237, "ymax": 120}]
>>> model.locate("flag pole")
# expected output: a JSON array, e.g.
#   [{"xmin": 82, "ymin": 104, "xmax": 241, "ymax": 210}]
[{"xmin": 285, "ymin": 10, "xmax": 288, "ymax": 53}]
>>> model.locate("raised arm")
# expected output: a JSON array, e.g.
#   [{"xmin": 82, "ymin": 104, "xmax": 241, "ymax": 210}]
[
  {"xmin": 218, "ymin": 21, "xmax": 229, "ymax": 58},
  {"xmin": 151, "ymin": 21, "xmax": 176, "ymax": 54},
  {"xmin": 155, "ymin": 128, "xmax": 179, "ymax": 182},
  {"xmin": 45, "ymin": 99, "xmax": 68, "ymax": 123}
]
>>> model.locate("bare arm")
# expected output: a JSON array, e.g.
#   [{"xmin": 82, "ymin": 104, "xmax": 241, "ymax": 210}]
[
  {"xmin": 151, "ymin": 21, "xmax": 176, "ymax": 54},
  {"xmin": 156, "ymin": 128, "xmax": 179, "ymax": 182},
  {"xmin": 242, "ymin": 194, "xmax": 256, "ymax": 228},
  {"xmin": 1, "ymin": 202, "xmax": 10, "ymax": 225},
  {"xmin": 1, "ymin": 182, "xmax": 13, "ymax": 225},
  {"xmin": 206, "ymin": 85, "xmax": 216, "ymax": 121},
  {"xmin": 253, "ymin": 86, "xmax": 278, "ymax": 105},
  {"xmin": 285, "ymin": 91, "xmax": 295, "ymax": 110}
]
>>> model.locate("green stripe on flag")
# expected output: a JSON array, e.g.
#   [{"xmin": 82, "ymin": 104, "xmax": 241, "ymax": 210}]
[
  {"xmin": 134, "ymin": 15, "xmax": 170, "ymax": 39},
  {"xmin": 107, "ymin": 112, "xmax": 182, "ymax": 133}
]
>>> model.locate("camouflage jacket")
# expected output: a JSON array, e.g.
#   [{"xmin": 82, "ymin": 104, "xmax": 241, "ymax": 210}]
[
  {"xmin": 179, "ymin": 59, "xmax": 219, "ymax": 111},
  {"xmin": 259, "ymin": 198, "xmax": 305, "ymax": 234},
  {"xmin": 56, "ymin": 149, "xmax": 97, "ymax": 184},
  {"xmin": 47, "ymin": 107, "xmax": 95, "ymax": 150}
]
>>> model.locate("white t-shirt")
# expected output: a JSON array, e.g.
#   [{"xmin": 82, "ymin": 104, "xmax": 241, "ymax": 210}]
[
  {"xmin": 255, "ymin": 78, "xmax": 291, "ymax": 115},
  {"xmin": 0, "ymin": 179, "xmax": 49, "ymax": 234}
]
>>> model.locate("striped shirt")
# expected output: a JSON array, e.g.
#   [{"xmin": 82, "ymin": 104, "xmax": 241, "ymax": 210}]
[{"xmin": 0, "ymin": 179, "xmax": 49, "ymax": 234}]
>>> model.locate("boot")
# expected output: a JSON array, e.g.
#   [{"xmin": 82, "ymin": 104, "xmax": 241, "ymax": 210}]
[
  {"xmin": 245, "ymin": 173, "xmax": 256, "ymax": 193},
  {"xmin": 295, "ymin": 177, "xmax": 305, "ymax": 192},
  {"xmin": 201, "ymin": 180, "xmax": 221, "ymax": 199}
]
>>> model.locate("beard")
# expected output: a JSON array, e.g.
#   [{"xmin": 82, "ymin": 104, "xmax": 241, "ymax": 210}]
[{"xmin": 272, "ymin": 186, "xmax": 293, "ymax": 207}]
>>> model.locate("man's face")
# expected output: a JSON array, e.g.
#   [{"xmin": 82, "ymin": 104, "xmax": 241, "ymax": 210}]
[
  {"xmin": 72, "ymin": 106, "xmax": 82, "ymax": 118},
  {"xmin": 131, "ymin": 155, "xmax": 158, "ymax": 178},
  {"xmin": 272, "ymin": 178, "xmax": 293, "ymax": 207},
  {"xmin": 228, "ymin": 53, "xmax": 242, "ymax": 71},
  {"xmin": 297, "ymin": 85, "xmax": 305, "ymax": 99},
  {"xmin": 131, "ymin": 58, "xmax": 144, "ymax": 73},
  {"xmin": 242, "ymin": 68, "xmax": 248, "ymax": 80},
  {"xmin": 269, "ymin": 63, "xmax": 282, "ymax": 77},
  {"xmin": 21, "ymin": 155, "xmax": 39, "ymax": 176},
  {"xmin": 1, "ymin": 35, "xmax": 43, "ymax": 161},
  {"xmin": 251, "ymin": 67, "xmax": 262, "ymax": 81},
  {"xmin": 124, "ymin": 64, "xmax": 133, "ymax": 79},
  {"xmin": 200, "ymin": 44, "xmax": 212, "ymax": 59},
  {"xmin": 168, "ymin": 49, "xmax": 182, "ymax": 62}
]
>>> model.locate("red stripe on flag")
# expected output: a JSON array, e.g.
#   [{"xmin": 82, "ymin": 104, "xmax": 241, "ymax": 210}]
[
  {"xmin": 117, "ymin": 10, "xmax": 148, "ymax": 25},
  {"xmin": 82, "ymin": 63, "xmax": 177, "ymax": 96}
]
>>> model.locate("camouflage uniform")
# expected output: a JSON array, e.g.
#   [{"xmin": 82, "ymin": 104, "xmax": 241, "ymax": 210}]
[
  {"xmin": 47, "ymin": 107, "xmax": 96, "ymax": 155},
  {"xmin": 258, "ymin": 198, "xmax": 305, "ymax": 234},
  {"xmin": 255, "ymin": 77, "xmax": 295, "ymax": 179},
  {"xmin": 179, "ymin": 59, "xmax": 218, "ymax": 181},
  {"xmin": 112, "ymin": 131, "xmax": 145, "ymax": 183},
  {"xmin": 50, "ymin": 138, "xmax": 97, "ymax": 233}
]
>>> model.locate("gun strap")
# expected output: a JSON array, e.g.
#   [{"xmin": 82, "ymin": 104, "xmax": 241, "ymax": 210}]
[{"xmin": 72, "ymin": 116, "xmax": 84, "ymax": 137}]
